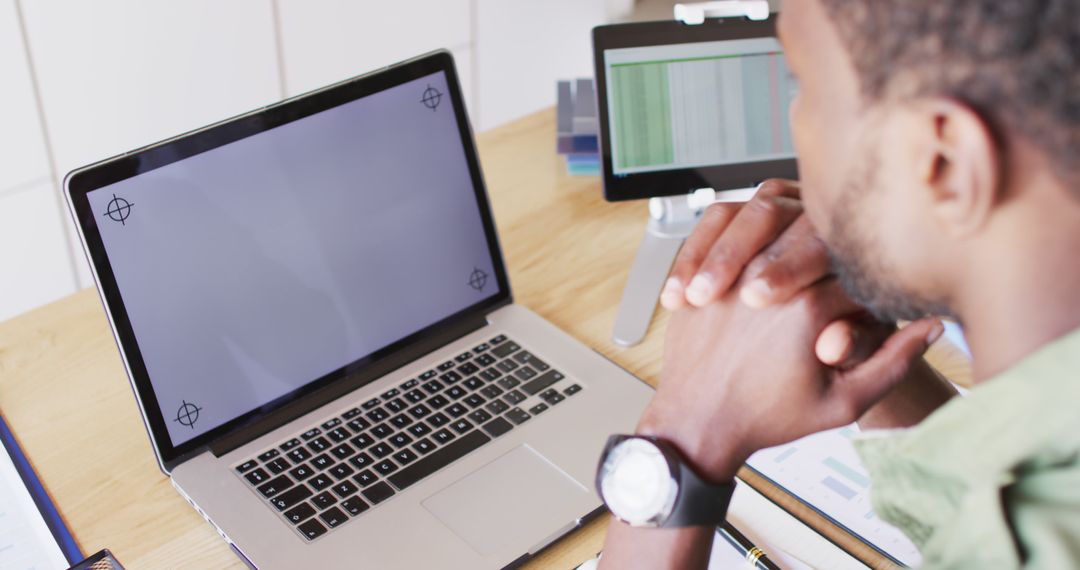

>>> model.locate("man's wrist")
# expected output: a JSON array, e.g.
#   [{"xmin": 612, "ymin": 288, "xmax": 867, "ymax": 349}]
[{"xmin": 634, "ymin": 409, "xmax": 746, "ymax": 485}]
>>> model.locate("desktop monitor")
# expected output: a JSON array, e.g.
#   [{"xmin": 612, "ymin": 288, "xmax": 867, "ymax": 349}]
[{"xmin": 593, "ymin": 16, "xmax": 799, "ymax": 202}]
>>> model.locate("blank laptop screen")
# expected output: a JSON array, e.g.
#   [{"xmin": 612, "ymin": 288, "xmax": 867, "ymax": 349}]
[{"xmin": 87, "ymin": 71, "xmax": 500, "ymax": 446}]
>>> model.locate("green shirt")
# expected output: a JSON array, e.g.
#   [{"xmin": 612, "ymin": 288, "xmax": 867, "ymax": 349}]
[{"xmin": 854, "ymin": 328, "xmax": 1080, "ymax": 569}]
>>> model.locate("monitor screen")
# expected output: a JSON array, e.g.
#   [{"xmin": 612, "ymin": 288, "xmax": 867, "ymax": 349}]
[
  {"xmin": 603, "ymin": 37, "xmax": 796, "ymax": 176},
  {"xmin": 86, "ymin": 70, "xmax": 501, "ymax": 447}
]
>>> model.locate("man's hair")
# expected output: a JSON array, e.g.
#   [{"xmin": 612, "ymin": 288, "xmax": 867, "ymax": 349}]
[{"xmin": 819, "ymin": 0, "xmax": 1079, "ymax": 186}]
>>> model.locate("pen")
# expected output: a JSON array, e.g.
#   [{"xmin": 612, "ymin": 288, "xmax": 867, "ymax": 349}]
[{"xmin": 718, "ymin": 522, "xmax": 782, "ymax": 570}]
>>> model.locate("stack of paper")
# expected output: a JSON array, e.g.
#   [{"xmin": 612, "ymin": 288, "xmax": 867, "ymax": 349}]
[{"xmin": 557, "ymin": 79, "xmax": 600, "ymax": 176}]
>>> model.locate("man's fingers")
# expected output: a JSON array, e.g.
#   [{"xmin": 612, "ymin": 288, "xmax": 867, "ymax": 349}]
[
  {"xmin": 815, "ymin": 318, "xmax": 894, "ymax": 369},
  {"xmin": 829, "ymin": 319, "xmax": 945, "ymax": 422},
  {"xmin": 685, "ymin": 186, "xmax": 803, "ymax": 307},
  {"xmin": 661, "ymin": 202, "xmax": 741, "ymax": 310},
  {"xmin": 739, "ymin": 215, "xmax": 832, "ymax": 308}
]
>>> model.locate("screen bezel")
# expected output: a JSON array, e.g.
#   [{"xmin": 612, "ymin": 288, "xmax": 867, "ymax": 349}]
[
  {"xmin": 65, "ymin": 51, "xmax": 512, "ymax": 469},
  {"xmin": 592, "ymin": 17, "xmax": 799, "ymax": 202}
]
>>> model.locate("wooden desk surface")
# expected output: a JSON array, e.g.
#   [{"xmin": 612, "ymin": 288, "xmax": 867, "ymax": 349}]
[{"xmin": 0, "ymin": 109, "xmax": 971, "ymax": 569}]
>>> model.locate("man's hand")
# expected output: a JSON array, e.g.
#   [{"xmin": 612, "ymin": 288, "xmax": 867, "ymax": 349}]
[{"xmin": 640, "ymin": 281, "xmax": 943, "ymax": 483}]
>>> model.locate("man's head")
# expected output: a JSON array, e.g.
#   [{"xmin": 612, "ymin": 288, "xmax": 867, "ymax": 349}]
[{"xmin": 779, "ymin": 0, "xmax": 1080, "ymax": 323}]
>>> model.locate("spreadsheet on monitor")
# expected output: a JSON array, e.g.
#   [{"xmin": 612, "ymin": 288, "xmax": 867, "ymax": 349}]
[{"xmin": 604, "ymin": 37, "xmax": 797, "ymax": 175}]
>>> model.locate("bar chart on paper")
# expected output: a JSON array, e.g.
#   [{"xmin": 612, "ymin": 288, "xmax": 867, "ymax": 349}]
[{"xmin": 747, "ymin": 426, "xmax": 922, "ymax": 567}]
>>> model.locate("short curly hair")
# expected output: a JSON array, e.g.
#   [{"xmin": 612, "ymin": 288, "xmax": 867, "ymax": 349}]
[{"xmin": 819, "ymin": 0, "xmax": 1080, "ymax": 186}]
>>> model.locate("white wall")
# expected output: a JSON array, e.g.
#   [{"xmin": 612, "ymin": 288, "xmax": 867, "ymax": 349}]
[{"xmin": 0, "ymin": 0, "xmax": 619, "ymax": 322}]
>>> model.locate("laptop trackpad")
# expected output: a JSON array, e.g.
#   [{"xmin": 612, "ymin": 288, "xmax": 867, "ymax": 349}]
[{"xmin": 422, "ymin": 444, "xmax": 590, "ymax": 556}]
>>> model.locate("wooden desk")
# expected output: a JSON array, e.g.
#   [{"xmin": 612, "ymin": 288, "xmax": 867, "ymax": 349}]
[{"xmin": 0, "ymin": 109, "xmax": 971, "ymax": 569}]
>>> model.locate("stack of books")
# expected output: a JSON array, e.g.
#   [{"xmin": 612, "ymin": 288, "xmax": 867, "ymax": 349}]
[{"xmin": 557, "ymin": 79, "xmax": 600, "ymax": 176}]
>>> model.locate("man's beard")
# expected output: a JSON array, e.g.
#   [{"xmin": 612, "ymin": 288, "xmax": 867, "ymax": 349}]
[{"xmin": 824, "ymin": 148, "xmax": 954, "ymax": 323}]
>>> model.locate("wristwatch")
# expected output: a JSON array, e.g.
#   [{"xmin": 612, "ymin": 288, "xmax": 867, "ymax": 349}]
[{"xmin": 595, "ymin": 435, "xmax": 735, "ymax": 528}]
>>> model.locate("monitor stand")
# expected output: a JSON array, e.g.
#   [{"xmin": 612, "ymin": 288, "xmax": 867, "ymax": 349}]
[{"xmin": 612, "ymin": 187, "xmax": 757, "ymax": 347}]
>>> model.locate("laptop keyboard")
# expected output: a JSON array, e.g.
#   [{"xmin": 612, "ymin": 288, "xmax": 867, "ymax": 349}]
[{"xmin": 233, "ymin": 334, "xmax": 583, "ymax": 541}]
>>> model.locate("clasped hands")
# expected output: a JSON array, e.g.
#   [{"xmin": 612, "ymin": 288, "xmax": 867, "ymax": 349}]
[{"xmin": 637, "ymin": 180, "xmax": 944, "ymax": 483}]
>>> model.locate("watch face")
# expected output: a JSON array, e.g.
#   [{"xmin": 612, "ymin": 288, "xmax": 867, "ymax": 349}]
[{"xmin": 599, "ymin": 438, "xmax": 678, "ymax": 526}]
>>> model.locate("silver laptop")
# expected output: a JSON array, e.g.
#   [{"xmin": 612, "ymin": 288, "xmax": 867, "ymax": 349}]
[{"xmin": 64, "ymin": 50, "xmax": 652, "ymax": 569}]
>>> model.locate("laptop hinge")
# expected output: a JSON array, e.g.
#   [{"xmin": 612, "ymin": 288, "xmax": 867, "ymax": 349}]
[{"xmin": 208, "ymin": 310, "xmax": 493, "ymax": 458}]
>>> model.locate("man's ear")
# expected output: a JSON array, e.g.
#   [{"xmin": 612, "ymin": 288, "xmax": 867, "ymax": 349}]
[{"xmin": 915, "ymin": 99, "xmax": 1002, "ymax": 238}]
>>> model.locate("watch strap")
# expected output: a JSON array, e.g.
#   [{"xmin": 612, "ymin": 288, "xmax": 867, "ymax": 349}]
[{"xmin": 661, "ymin": 455, "xmax": 735, "ymax": 528}]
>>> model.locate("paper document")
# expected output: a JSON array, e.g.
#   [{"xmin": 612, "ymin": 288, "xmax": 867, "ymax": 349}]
[{"xmin": 0, "ymin": 439, "xmax": 70, "ymax": 569}]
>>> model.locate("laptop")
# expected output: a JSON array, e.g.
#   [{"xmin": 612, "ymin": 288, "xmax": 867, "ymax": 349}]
[{"xmin": 64, "ymin": 50, "xmax": 653, "ymax": 569}]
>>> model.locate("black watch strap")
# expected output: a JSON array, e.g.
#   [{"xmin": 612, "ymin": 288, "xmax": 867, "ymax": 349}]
[{"xmin": 661, "ymin": 454, "xmax": 736, "ymax": 528}]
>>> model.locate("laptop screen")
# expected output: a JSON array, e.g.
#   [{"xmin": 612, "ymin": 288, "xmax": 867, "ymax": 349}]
[{"xmin": 84, "ymin": 69, "xmax": 502, "ymax": 448}]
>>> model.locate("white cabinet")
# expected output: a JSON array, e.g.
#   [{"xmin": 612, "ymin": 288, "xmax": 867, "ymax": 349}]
[
  {"xmin": 474, "ymin": 0, "xmax": 613, "ymax": 131},
  {"xmin": 276, "ymin": 0, "xmax": 472, "ymax": 102},
  {"xmin": 19, "ymin": 0, "xmax": 282, "ymax": 286},
  {"xmin": 0, "ymin": 0, "xmax": 75, "ymax": 320}
]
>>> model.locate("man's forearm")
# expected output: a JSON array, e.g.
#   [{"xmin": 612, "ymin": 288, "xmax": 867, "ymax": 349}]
[
  {"xmin": 598, "ymin": 518, "xmax": 714, "ymax": 570},
  {"xmin": 858, "ymin": 358, "xmax": 958, "ymax": 430}
]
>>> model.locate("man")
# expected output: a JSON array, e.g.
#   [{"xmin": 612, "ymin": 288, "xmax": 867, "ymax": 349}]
[{"xmin": 599, "ymin": 0, "xmax": 1080, "ymax": 568}]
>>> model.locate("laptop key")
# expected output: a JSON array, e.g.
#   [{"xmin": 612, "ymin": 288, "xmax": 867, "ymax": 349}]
[
  {"xmin": 258, "ymin": 449, "xmax": 280, "ymax": 462},
  {"xmin": 468, "ymin": 409, "xmax": 492, "ymax": 424},
  {"xmin": 437, "ymin": 360, "xmax": 455, "ymax": 372},
  {"xmin": 432, "ymin": 429, "xmax": 455, "ymax": 444},
  {"xmin": 290, "ymin": 464, "xmax": 315, "ymax": 481},
  {"xmin": 346, "ymin": 417, "xmax": 371, "ymax": 433},
  {"xmin": 428, "ymin": 394, "xmax": 450, "ymax": 409},
  {"xmin": 403, "ymin": 389, "xmax": 425, "ymax": 403},
  {"xmin": 485, "ymin": 399, "xmax": 509, "ymax": 415},
  {"xmin": 349, "ymin": 452, "xmax": 374, "ymax": 470},
  {"xmin": 312, "ymin": 491, "xmax": 336, "ymax": 510},
  {"xmin": 482, "ymin": 417, "xmax": 514, "ymax": 438},
  {"xmin": 362, "ymin": 398, "xmax": 381, "ymax": 410},
  {"xmin": 341, "ymin": 407, "xmax": 363, "ymax": 420},
  {"xmin": 309, "ymin": 474, "xmax": 334, "ymax": 491},
  {"xmin": 370, "ymin": 423, "xmax": 394, "ymax": 439},
  {"xmin": 450, "ymin": 419, "xmax": 474, "ymax": 434},
  {"xmin": 463, "ymin": 394, "xmax": 486, "ymax": 408},
  {"xmin": 496, "ymin": 359, "xmax": 519, "ymax": 373},
  {"xmin": 327, "ymin": 427, "xmax": 351, "ymax": 443},
  {"xmin": 541, "ymin": 389, "xmax": 565, "ymax": 406},
  {"xmin": 287, "ymin": 447, "xmax": 311, "ymax": 463},
  {"xmin": 271, "ymin": 485, "xmax": 312, "ymax": 511},
  {"xmin": 439, "ymin": 371, "xmax": 462, "ymax": 385},
  {"xmin": 236, "ymin": 460, "xmax": 258, "ymax": 474},
  {"xmin": 389, "ymin": 414, "xmax": 413, "ymax": 429},
  {"xmin": 413, "ymin": 438, "xmax": 436, "ymax": 455},
  {"xmin": 258, "ymin": 475, "xmax": 294, "ymax": 498},
  {"xmin": 389, "ymin": 430, "xmax": 491, "ymax": 491},
  {"xmin": 301, "ymin": 428, "xmax": 322, "ymax": 441},
  {"xmin": 388, "ymin": 433, "xmax": 413, "ymax": 448},
  {"xmin": 445, "ymin": 403, "xmax": 468, "ymax": 418},
  {"xmin": 475, "ymin": 353, "xmax": 496, "ymax": 366},
  {"xmin": 513, "ymin": 351, "xmax": 549, "ymax": 372},
  {"xmin": 332, "ymin": 480, "xmax": 358, "ymax": 498},
  {"xmin": 330, "ymin": 443, "xmax": 355, "ymax": 461},
  {"xmin": 320, "ymin": 507, "xmax": 348, "ymax": 529},
  {"xmin": 284, "ymin": 502, "xmax": 316, "ymax": 525},
  {"xmin": 455, "ymin": 352, "xmax": 472, "ymax": 363},
  {"xmin": 362, "ymin": 482, "xmax": 396, "ymax": 505},
  {"xmin": 564, "ymin": 384, "xmax": 582, "ymax": 396},
  {"xmin": 491, "ymin": 341, "xmax": 520, "ymax": 358},
  {"xmin": 490, "ymin": 334, "xmax": 507, "ymax": 344},
  {"xmin": 428, "ymin": 412, "xmax": 450, "ymax": 427},
  {"xmin": 381, "ymin": 388, "xmax": 400, "ymax": 400},
  {"xmin": 402, "ymin": 378, "xmax": 420, "ymax": 390},
  {"xmin": 366, "ymin": 407, "xmax": 389, "ymax": 422},
  {"xmin": 408, "ymin": 423, "xmax": 432, "ymax": 437},
  {"xmin": 374, "ymin": 460, "xmax": 398, "ymax": 476},
  {"xmin": 514, "ymin": 366, "xmax": 538, "ymax": 381},
  {"xmin": 321, "ymin": 418, "xmax": 342, "ymax": 431},
  {"xmin": 502, "ymin": 390, "xmax": 526, "ymax": 405},
  {"xmin": 298, "ymin": 519, "xmax": 327, "ymax": 541},
  {"xmin": 341, "ymin": 496, "xmax": 369, "ymax": 516},
  {"xmin": 458, "ymin": 361, "xmax": 479, "ymax": 375},
  {"xmin": 394, "ymin": 449, "xmax": 419, "ymax": 466},
  {"xmin": 529, "ymin": 403, "xmax": 549, "ymax": 415},
  {"xmin": 479, "ymin": 368, "xmax": 502, "ymax": 382},
  {"xmin": 311, "ymin": 454, "xmax": 333, "ymax": 470},
  {"xmin": 308, "ymin": 437, "xmax": 331, "ymax": 452},
  {"xmin": 420, "ymin": 369, "xmax": 438, "ymax": 380},
  {"xmin": 353, "ymin": 469, "xmax": 377, "ymax": 487},
  {"xmin": 280, "ymin": 438, "xmax": 302, "ymax": 452},
  {"xmin": 463, "ymin": 377, "xmax": 484, "ymax": 391},
  {"xmin": 408, "ymin": 404, "xmax": 432, "ymax": 419},
  {"xmin": 421, "ymin": 380, "xmax": 444, "ymax": 394},
  {"xmin": 497, "ymin": 376, "xmax": 521, "ymax": 390},
  {"xmin": 446, "ymin": 386, "xmax": 468, "ymax": 400},
  {"xmin": 472, "ymin": 342, "xmax": 490, "ymax": 353},
  {"xmin": 370, "ymin": 442, "xmax": 393, "ymax": 458},
  {"xmin": 385, "ymin": 398, "xmax": 406, "ymax": 413},
  {"xmin": 505, "ymin": 407, "xmax": 531, "ymax": 425},
  {"xmin": 480, "ymin": 385, "xmax": 503, "ymax": 399},
  {"xmin": 243, "ymin": 468, "xmax": 269, "ymax": 485},
  {"xmin": 266, "ymin": 457, "xmax": 290, "ymax": 474},
  {"xmin": 329, "ymin": 464, "xmax": 354, "ymax": 480},
  {"xmin": 521, "ymin": 370, "xmax": 565, "ymax": 396}
]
